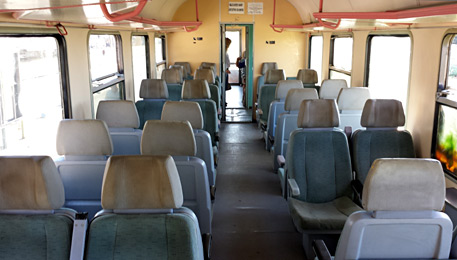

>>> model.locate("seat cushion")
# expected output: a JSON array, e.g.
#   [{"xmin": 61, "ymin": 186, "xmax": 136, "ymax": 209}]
[{"xmin": 289, "ymin": 197, "xmax": 362, "ymax": 231}]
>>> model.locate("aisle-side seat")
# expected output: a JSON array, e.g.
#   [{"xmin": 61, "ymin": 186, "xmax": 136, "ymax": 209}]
[
  {"xmin": 194, "ymin": 68, "xmax": 221, "ymax": 117},
  {"xmin": 297, "ymin": 69, "xmax": 319, "ymax": 91},
  {"xmin": 257, "ymin": 69, "xmax": 286, "ymax": 129},
  {"xmin": 161, "ymin": 101, "xmax": 217, "ymax": 189},
  {"xmin": 162, "ymin": 68, "xmax": 183, "ymax": 101},
  {"xmin": 0, "ymin": 156, "xmax": 77, "ymax": 260},
  {"xmin": 286, "ymin": 99, "xmax": 361, "ymax": 259},
  {"xmin": 182, "ymin": 79, "xmax": 219, "ymax": 148},
  {"xmin": 336, "ymin": 87, "xmax": 371, "ymax": 132},
  {"xmin": 266, "ymin": 80, "xmax": 303, "ymax": 150},
  {"xmin": 84, "ymin": 155, "xmax": 204, "ymax": 260},
  {"xmin": 96, "ymin": 100, "xmax": 142, "ymax": 155},
  {"xmin": 141, "ymin": 120, "xmax": 212, "ymax": 246},
  {"xmin": 257, "ymin": 62, "xmax": 278, "ymax": 98},
  {"xmin": 315, "ymin": 158, "xmax": 451, "ymax": 260},
  {"xmin": 274, "ymin": 88, "xmax": 319, "ymax": 184},
  {"xmin": 319, "ymin": 79, "xmax": 348, "ymax": 99},
  {"xmin": 54, "ymin": 119, "xmax": 113, "ymax": 219},
  {"xmin": 135, "ymin": 79, "xmax": 168, "ymax": 129},
  {"xmin": 175, "ymin": 61, "xmax": 193, "ymax": 79},
  {"xmin": 199, "ymin": 62, "xmax": 219, "ymax": 83},
  {"xmin": 351, "ymin": 99, "xmax": 415, "ymax": 198}
]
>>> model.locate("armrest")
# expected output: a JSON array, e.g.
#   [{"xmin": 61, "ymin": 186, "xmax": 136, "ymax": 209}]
[
  {"xmin": 277, "ymin": 155, "xmax": 285, "ymax": 168},
  {"xmin": 312, "ymin": 240, "xmax": 332, "ymax": 260},
  {"xmin": 288, "ymin": 178, "xmax": 300, "ymax": 197}
]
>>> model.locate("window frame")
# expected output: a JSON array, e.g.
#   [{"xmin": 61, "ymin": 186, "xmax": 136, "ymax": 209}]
[
  {"xmin": 308, "ymin": 35, "xmax": 323, "ymax": 83},
  {"xmin": 131, "ymin": 34, "xmax": 151, "ymax": 101},
  {"xmin": 155, "ymin": 35, "xmax": 167, "ymax": 76},
  {"xmin": 329, "ymin": 35, "xmax": 353, "ymax": 80}
]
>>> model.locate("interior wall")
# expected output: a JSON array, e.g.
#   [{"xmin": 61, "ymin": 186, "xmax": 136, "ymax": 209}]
[{"xmin": 167, "ymin": 0, "xmax": 307, "ymax": 100}]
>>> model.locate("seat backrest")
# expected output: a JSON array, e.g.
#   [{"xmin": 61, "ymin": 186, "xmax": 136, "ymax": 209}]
[
  {"xmin": 162, "ymin": 68, "xmax": 183, "ymax": 84},
  {"xmin": 182, "ymin": 80, "xmax": 218, "ymax": 146},
  {"xmin": 0, "ymin": 156, "xmax": 75, "ymax": 259},
  {"xmin": 336, "ymin": 87, "xmax": 371, "ymax": 131},
  {"xmin": 96, "ymin": 100, "xmax": 142, "ymax": 155},
  {"xmin": 335, "ymin": 158, "xmax": 451, "ymax": 260},
  {"xmin": 296, "ymin": 69, "xmax": 318, "ymax": 85},
  {"xmin": 175, "ymin": 61, "xmax": 192, "ymax": 79},
  {"xmin": 135, "ymin": 79, "xmax": 168, "ymax": 129},
  {"xmin": 55, "ymin": 119, "xmax": 113, "ymax": 219},
  {"xmin": 161, "ymin": 101, "xmax": 216, "ymax": 186},
  {"xmin": 273, "ymin": 88, "xmax": 319, "ymax": 171},
  {"xmin": 194, "ymin": 69, "xmax": 220, "ymax": 111},
  {"xmin": 141, "ymin": 121, "xmax": 212, "ymax": 235},
  {"xmin": 275, "ymin": 80, "xmax": 303, "ymax": 101},
  {"xmin": 286, "ymin": 99, "xmax": 352, "ymax": 203},
  {"xmin": 351, "ymin": 99, "xmax": 415, "ymax": 184},
  {"xmin": 261, "ymin": 62, "xmax": 278, "ymax": 75},
  {"xmin": 85, "ymin": 155, "xmax": 204, "ymax": 260},
  {"xmin": 169, "ymin": 64, "xmax": 184, "ymax": 80},
  {"xmin": 264, "ymin": 69, "xmax": 286, "ymax": 84},
  {"xmin": 199, "ymin": 62, "xmax": 217, "ymax": 77},
  {"xmin": 319, "ymin": 79, "xmax": 348, "ymax": 99}
]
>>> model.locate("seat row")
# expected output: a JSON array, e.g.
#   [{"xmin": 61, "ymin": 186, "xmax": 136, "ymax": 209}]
[{"xmin": 0, "ymin": 155, "xmax": 205, "ymax": 260}]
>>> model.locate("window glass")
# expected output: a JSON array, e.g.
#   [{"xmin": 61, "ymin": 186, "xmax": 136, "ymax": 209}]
[
  {"xmin": 155, "ymin": 36, "xmax": 166, "ymax": 78},
  {"xmin": 366, "ymin": 36, "xmax": 411, "ymax": 110},
  {"xmin": 132, "ymin": 35, "xmax": 149, "ymax": 101},
  {"xmin": 329, "ymin": 36, "xmax": 353, "ymax": 86},
  {"xmin": 446, "ymin": 36, "xmax": 457, "ymax": 94},
  {"xmin": 0, "ymin": 36, "xmax": 66, "ymax": 156},
  {"xmin": 309, "ymin": 36, "xmax": 323, "ymax": 84},
  {"xmin": 89, "ymin": 34, "xmax": 124, "ymax": 114}
]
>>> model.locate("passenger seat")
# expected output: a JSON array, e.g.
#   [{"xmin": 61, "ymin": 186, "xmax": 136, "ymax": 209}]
[
  {"xmin": 175, "ymin": 61, "xmax": 193, "ymax": 79},
  {"xmin": 257, "ymin": 62, "xmax": 278, "ymax": 98},
  {"xmin": 336, "ymin": 87, "xmax": 371, "ymax": 132},
  {"xmin": 257, "ymin": 69, "xmax": 286, "ymax": 130},
  {"xmin": 135, "ymin": 79, "xmax": 168, "ymax": 129},
  {"xmin": 194, "ymin": 68, "xmax": 221, "ymax": 117},
  {"xmin": 296, "ymin": 69, "xmax": 319, "ymax": 91},
  {"xmin": 162, "ymin": 68, "xmax": 183, "ymax": 101},
  {"xmin": 319, "ymin": 79, "xmax": 348, "ymax": 99}
]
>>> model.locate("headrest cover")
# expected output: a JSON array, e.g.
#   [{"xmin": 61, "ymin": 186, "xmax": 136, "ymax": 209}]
[
  {"xmin": 265, "ymin": 69, "xmax": 286, "ymax": 84},
  {"xmin": 297, "ymin": 69, "xmax": 318, "ymax": 84},
  {"xmin": 96, "ymin": 100, "xmax": 140, "ymax": 128},
  {"xmin": 169, "ymin": 65, "xmax": 184, "ymax": 78},
  {"xmin": 56, "ymin": 120, "xmax": 113, "ymax": 156},
  {"xmin": 337, "ymin": 87, "xmax": 371, "ymax": 111},
  {"xmin": 175, "ymin": 62, "xmax": 192, "ymax": 77},
  {"xmin": 194, "ymin": 68, "xmax": 215, "ymax": 84},
  {"xmin": 181, "ymin": 79, "xmax": 211, "ymax": 99},
  {"xmin": 261, "ymin": 62, "xmax": 278, "ymax": 75},
  {"xmin": 141, "ymin": 120, "xmax": 196, "ymax": 156},
  {"xmin": 319, "ymin": 79, "xmax": 348, "ymax": 99},
  {"xmin": 297, "ymin": 99, "xmax": 339, "ymax": 128},
  {"xmin": 0, "ymin": 156, "xmax": 65, "ymax": 210},
  {"xmin": 101, "ymin": 155, "xmax": 183, "ymax": 209},
  {"xmin": 161, "ymin": 101, "xmax": 204, "ymax": 129},
  {"xmin": 275, "ymin": 80, "xmax": 303, "ymax": 100},
  {"xmin": 200, "ymin": 62, "xmax": 217, "ymax": 75},
  {"xmin": 361, "ymin": 99, "xmax": 405, "ymax": 127},
  {"xmin": 162, "ymin": 68, "xmax": 183, "ymax": 84},
  {"xmin": 140, "ymin": 79, "xmax": 169, "ymax": 99},
  {"xmin": 284, "ymin": 88, "xmax": 319, "ymax": 111},
  {"xmin": 362, "ymin": 158, "xmax": 445, "ymax": 211}
]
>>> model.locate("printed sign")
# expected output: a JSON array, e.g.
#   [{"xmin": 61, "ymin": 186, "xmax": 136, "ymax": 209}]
[
  {"xmin": 248, "ymin": 2, "xmax": 263, "ymax": 15},
  {"xmin": 229, "ymin": 2, "xmax": 245, "ymax": 14}
]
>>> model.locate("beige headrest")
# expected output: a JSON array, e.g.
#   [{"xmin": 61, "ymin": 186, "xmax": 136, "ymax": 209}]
[
  {"xmin": 200, "ymin": 62, "xmax": 217, "ymax": 75},
  {"xmin": 319, "ymin": 79, "xmax": 348, "ymax": 99},
  {"xmin": 141, "ymin": 120, "xmax": 196, "ymax": 156},
  {"xmin": 161, "ymin": 101, "xmax": 204, "ymax": 130},
  {"xmin": 261, "ymin": 62, "xmax": 278, "ymax": 75},
  {"xmin": 194, "ymin": 68, "xmax": 215, "ymax": 84},
  {"xmin": 275, "ymin": 80, "xmax": 303, "ymax": 100},
  {"xmin": 169, "ymin": 65, "xmax": 184, "ymax": 79},
  {"xmin": 297, "ymin": 99, "xmax": 339, "ymax": 128},
  {"xmin": 175, "ymin": 62, "xmax": 192, "ymax": 77},
  {"xmin": 101, "ymin": 155, "xmax": 183, "ymax": 209},
  {"xmin": 362, "ymin": 158, "xmax": 445, "ymax": 211},
  {"xmin": 140, "ymin": 79, "xmax": 169, "ymax": 99},
  {"xmin": 284, "ymin": 88, "xmax": 319, "ymax": 111},
  {"xmin": 181, "ymin": 79, "xmax": 211, "ymax": 99},
  {"xmin": 0, "ymin": 156, "xmax": 65, "ymax": 210},
  {"xmin": 162, "ymin": 68, "xmax": 183, "ymax": 84},
  {"xmin": 361, "ymin": 99, "xmax": 405, "ymax": 127},
  {"xmin": 96, "ymin": 100, "xmax": 140, "ymax": 128},
  {"xmin": 297, "ymin": 69, "xmax": 318, "ymax": 84},
  {"xmin": 265, "ymin": 69, "xmax": 286, "ymax": 84},
  {"xmin": 337, "ymin": 87, "xmax": 371, "ymax": 111},
  {"xmin": 56, "ymin": 119, "xmax": 113, "ymax": 156}
]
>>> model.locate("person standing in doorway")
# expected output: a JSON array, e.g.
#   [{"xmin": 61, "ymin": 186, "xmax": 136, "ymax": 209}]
[{"xmin": 225, "ymin": 37, "xmax": 232, "ymax": 91}]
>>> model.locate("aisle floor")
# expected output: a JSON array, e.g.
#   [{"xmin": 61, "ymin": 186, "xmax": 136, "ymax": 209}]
[{"xmin": 211, "ymin": 123, "xmax": 305, "ymax": 259}]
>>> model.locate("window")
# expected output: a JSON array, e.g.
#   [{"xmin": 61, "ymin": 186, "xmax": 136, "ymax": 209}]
[
  {"xmin": 89, "ymin": 34, "xmax": 124, "ymax": 114},
  {"xmin": 309, "ymin": 35, "xmax": 323, "ymax": 84},
  {"xmin": 155, "ymin": 35, "xmax": 166, "ymax": 78},
  {"xmin": 0, "ymin": 35, "xmax": 69, "ymax": 157},
  {"xmin": 365, "ymin": 35, "xmax": 411, "ymax": 112},
  {"xmin": 329, "ymin": 36, "xmax": 353, "ymax": 86},
  {"xmin": 132, "ymin": 35, "xmax": 150, "ymax": 101}
]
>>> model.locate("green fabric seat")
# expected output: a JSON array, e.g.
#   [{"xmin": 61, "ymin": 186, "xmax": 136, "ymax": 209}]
[
  {"xmin": 135, "ymin": 79, "xmax": 169, "ymax": 129},
  {"xmin": 258, "ymin": 84, "xmax": 276, "ymax": 126},
  {"xmin": 135, "ymin": 100, "xmax": 166, "ymax": 129},
  {"xmin": 166, "ymin": 83, "xmax": 183, "ymax": 101}
]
